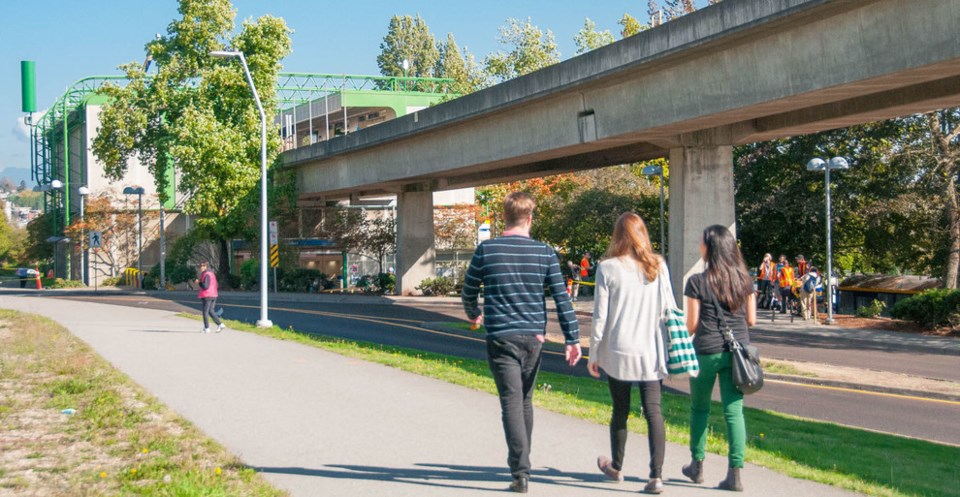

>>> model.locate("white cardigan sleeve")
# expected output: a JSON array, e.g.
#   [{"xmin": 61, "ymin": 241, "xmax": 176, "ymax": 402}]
[{"xmin": 588, "ymin": 264, "xmax": 609, "ymax": 367}]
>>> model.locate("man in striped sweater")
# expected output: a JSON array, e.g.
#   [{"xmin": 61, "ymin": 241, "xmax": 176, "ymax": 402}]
[{"xmin": 462, "ymin": 191, "xmax": 581, "ymax": 493}]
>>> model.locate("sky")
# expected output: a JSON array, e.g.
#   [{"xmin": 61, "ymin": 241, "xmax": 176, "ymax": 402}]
[{"xmin": 0, "ymin": 0, "xmax": 710, "ymax": 184}]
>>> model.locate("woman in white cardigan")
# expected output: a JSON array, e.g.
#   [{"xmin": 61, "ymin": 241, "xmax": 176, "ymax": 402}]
[{"xmin": 588, "ymin": 212, "xmax": 670, "ymax": 495}]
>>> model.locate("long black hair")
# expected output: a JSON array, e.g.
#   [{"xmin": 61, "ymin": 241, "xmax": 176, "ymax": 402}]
[{"xmin": 702, "ymin": 225, "xmax": 753, "ymax": 312}]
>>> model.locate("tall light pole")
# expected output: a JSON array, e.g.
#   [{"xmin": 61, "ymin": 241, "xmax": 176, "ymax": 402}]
[
  {"xmin": 122, "ymin": 186, "xmax": 145, "ymax": 288},
  {"xmin": 641, "ymin": 165, "xmax": 666, "ymax": 256},
  {"xmin": 210, "ymin": 50, "xmax": 272, "ymax": 327},
  {"xmin": 42, "ymin": 180, "xmax": 64, "ymax": 278},
  {"xmin": 78, "ymin": 186, "xmax": 90, "ymax": 285},
  {"xmin": 402, "ymin": 59, "xmax": 410, "ymax": 92},
  {"xmin": 806, "ymin": 156, "xmax": 850, "ymax": 325}
]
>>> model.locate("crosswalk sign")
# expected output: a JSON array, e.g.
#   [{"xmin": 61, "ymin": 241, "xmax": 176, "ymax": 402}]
[{"xmin": 89, "ymin": 231, "xmax": 103, "ymax": 249}]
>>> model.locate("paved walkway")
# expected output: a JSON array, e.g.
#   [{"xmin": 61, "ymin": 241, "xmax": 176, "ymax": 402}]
[{"xmin": 0, "ymin": 294, "xmax": 863, "ymax": 497}]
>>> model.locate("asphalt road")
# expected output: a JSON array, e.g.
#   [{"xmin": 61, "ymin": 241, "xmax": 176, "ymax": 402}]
[{"xmin": 52, "ymin": 293, "xmax": 960, "ymax": 446}]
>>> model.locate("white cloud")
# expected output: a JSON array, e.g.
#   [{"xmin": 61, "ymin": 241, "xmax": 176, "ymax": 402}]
[{"xmin": 11, "ymin": 110, "xmax": 47, "ymax": 143}]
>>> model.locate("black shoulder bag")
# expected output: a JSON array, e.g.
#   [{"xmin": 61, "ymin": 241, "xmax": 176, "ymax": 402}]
[{"xmin": 709, "ymin": 284, "xmax": 764, "ymax": 395}]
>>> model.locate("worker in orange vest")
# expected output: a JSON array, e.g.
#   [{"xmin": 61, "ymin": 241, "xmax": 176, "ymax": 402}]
[{"xmin": 777, "ymin": 254, "xmax": 796, "ymax": 314}]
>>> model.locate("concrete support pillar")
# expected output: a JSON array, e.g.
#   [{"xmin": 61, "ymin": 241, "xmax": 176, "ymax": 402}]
[
  {"xmin": 667, "ymin": 130, "xmax": 736, "ymax": 306},
  {"xmin": 396, "ymin": 189, "xmax": 435, "ymax": 295}
]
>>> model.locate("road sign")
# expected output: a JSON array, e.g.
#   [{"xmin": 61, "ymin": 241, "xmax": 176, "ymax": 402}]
[
  {"xmin": 269, "ymin": 244, "xmax": 279, "ymax": 268},
  {"xmin": 269, "ymin": 220, "xmax": 279, "ymax": 245},
  {"xmin": 89, "ymin": 231, "xmax": 102, "ymax": 249},
  {"xmin": 350, "ymin": 264, "xmax": 359, "ymax": 274}
]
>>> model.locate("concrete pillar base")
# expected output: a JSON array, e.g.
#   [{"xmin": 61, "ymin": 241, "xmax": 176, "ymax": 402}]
[
  {"xmin": 668, "ymin": 139, "xmax": 736, "ymax": 306},
  {"xmin": 396, "ymin": 190, "xmax": 436, "ymax": 295}
]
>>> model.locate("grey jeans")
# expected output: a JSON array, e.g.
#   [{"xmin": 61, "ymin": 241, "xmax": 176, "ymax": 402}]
[
  {"xmin": 201, "ymin": 297, "xmax": 222, "ymax": 329},
  {"xmin": 486, "ymin": 334, "xmax": 543, "ymax": 479}
]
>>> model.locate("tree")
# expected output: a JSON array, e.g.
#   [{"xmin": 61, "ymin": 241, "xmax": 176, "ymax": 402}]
[
  {"xmin": 0, "ymin": 205, "xmax": 26, "ymax": 265},
  {"xmin": 435, "ymin": 204, "xmax": 478, "ymax": 250},
  {"xmin": 574, "ymin": 18, "xmax": 615, "ymax": 54},
  {"xmin": 62, "ymin": 196, "xmax": 137, "ymax": 277},
  {"xmin": 377, "ymin": 15, "xmax": 440, "ymax": 91},
  {"xmin": 892, "ymin": 109, "xmax": 960, "ymax": 287},
  {"xmin": 733, "ymin": 120, "xmax": 931, "ymax": 278},
  {"xmin": 534, "ymin": 166, "xmax": 662, "ymax": 259},
  {"xmin": 92, "ymin": 0, "xmax": 291, "ymax": 284},
  {"xmin": 435, "ymin": 33, "xmax": 486, "ymax": 95},
  {"xmin": 619, "ymin": 13, "xmax": 645, "ymax": 37},
  {"xmin": 484, "ymin": 17, "xmax": 560, "ymax": 83},
  {"xmin": 0, "ymin": 178, "xmax": 15, "ymax": 193}
]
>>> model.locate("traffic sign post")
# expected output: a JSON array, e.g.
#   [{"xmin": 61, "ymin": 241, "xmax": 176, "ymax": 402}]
[
  {"xmin": 269, "ymin": 243, "xmax": 279, "ymax": 293},
  {"xmin": 89, "ymin": 231, "xmax": 102, "ymax": 249}
]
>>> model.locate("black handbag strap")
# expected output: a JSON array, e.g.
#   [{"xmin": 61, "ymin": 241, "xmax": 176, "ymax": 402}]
[{"xmin": 703, "ymin": 276, "xmax": 738, "ymax": 347}]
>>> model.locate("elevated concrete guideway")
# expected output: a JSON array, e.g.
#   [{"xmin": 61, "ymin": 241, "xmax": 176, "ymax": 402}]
[{"xmin": 283, "ymin": 0, "xmax": 960, "ymax": 295}]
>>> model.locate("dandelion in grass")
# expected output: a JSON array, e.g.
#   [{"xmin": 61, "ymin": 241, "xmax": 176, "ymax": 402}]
[
  {"xmin": 99, "ymin": 471, "xmax": 107, "ymax": 479},
  {"xmin": 215, "ymin": 467, "xmax": 222, "ymax": 476}
]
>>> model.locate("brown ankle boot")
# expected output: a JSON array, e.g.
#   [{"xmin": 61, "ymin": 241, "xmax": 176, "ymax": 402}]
[
  {"xmin": 681, "ymin": 458, "xmax": 703, "ymax": 483},
  {"xmin": 718, "ymin": 467, "xmax": 743, "ymax": 492}
]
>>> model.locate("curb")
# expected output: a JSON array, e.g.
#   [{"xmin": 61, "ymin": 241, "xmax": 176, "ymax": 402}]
[{"xmin": 765, "ymin": 373, "xmax": 960, "ymax": 402}]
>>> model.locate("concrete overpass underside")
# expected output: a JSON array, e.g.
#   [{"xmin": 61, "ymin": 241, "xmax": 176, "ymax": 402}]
[{"xmin": 283, "ymin": 0, "xmax": 960, "ymax": 295}]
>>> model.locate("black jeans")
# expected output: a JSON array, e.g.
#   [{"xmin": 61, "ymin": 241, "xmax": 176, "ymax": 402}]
[
  {"xmin": 487, "ymin": 334, "xmax": 543, "ymax": 479},
  {"xmin": 201, "ymin": 297, "xmax": 221, "ymax": 329},
  {"xmin": 607, "ymin": 376, "xmax": 665, "ymax": 478}
]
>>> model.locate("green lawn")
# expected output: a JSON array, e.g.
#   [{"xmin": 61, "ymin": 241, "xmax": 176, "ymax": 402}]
[
  {"xmin": 0, "ymin": 310, "xmax": 286, "ymax": 496},
  {"xmin": 218, "ymin": 317, "xmax": 958, "ymax": 497}
]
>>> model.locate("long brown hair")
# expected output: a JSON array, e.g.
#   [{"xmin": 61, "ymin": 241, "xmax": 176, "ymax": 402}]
[
  {"xmin": 702, "ymin": 225, "xmax": 753, "ymax": 312},
  {"xmin": 604, "ymin": 212, "xmax": 661, "ymax": 281}
]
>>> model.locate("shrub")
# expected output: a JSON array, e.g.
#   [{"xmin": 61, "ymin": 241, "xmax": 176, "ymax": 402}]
[
  {"xmin": 102, "ymin": 276, "xmax": 122, "ymax": 286},
  {"xmin": 377, "ymin": 272, "xmax": 396, "ymax": 294},
  {"xmin": 856, "ymin": 299, "xmax": 886, "ymax": 318},
  {"xmin": 279, "ymin": 268, "xmax": 323, "ymax": 292},
  {"xmin": 417, "ymin": 276, "xmax": 456, "ymax": 296},
  {"xmin": 239, "ymin": 259, "xmax": 259, "ymax": 290},
  {"xmin": 890, "ymin": 289, "xmax": 960, "ymax": 329},
  {"xmin": 47, "ymin": 278, "xmax": 86, "ymax": 289}
]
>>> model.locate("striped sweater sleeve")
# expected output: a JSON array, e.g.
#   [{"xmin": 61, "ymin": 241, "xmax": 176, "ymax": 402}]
[{"xmin": 545, "ymin": 247, "xmax": 580, "ymax": 344}]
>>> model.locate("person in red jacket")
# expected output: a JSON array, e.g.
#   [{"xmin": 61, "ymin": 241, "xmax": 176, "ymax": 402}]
[{"xmin": 195, "ymin": 261, "xmax": 224, "ymax": 333}]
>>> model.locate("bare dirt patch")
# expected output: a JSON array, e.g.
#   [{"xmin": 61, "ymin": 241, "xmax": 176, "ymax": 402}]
[{"xmin": 830, "ymin": 314, "xmax": 960, "ymax": 337}]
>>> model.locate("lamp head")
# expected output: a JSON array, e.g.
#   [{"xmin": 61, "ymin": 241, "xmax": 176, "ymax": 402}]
[
  {"xmin": 402, "ymin": 59, "xmax": 410, "ymax": 71},
  {"xmin": 641, "ymin": 165, "xmax": 663, "ymax": 176},
  {"xmin": 806, "ymin": 158, "xmax": 826, "ymax": 171},
  {"xmin": 828, "ymin": 157, "xmax": 850, "ymax": 170},
  {"xmin": 209, "ymin": 50, "xmax": 241, "ymax": 59},
  {"xmin": 49, "ymin": 180, "xmax": 63, "ymax": 190},
  {"xmin": 78, "ymin": 186, "xmax": 91, "ymax": 196}
]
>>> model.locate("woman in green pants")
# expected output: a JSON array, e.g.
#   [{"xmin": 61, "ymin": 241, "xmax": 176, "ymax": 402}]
[{"xmin": 681, "ymin": 225, "xmax": 757, "ymax": 491}]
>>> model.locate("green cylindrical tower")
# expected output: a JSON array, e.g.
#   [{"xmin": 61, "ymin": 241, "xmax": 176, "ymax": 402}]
[{"xmin": 21, "ymin": 61, "xmax": 37, "ymax": 113}]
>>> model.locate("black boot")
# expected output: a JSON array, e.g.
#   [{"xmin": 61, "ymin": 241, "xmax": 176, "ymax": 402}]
[
  {"xmin": 681, "ymin": 458, "xmax": 704, "ymax": 483},
  {"xmin": 718, "ymin": 467, "xmax": 743, "ymax": 492},
  {"xmin": 509, "ymin": 476, "xmax": 528, "ymax": 493}
]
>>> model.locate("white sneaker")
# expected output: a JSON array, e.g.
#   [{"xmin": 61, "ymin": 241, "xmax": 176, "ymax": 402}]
[
  {"xmin": 216, "ymin": 324, "xmax": 224, "ymax": 333},
  {"xmin": 202, "ymin": 328, "xmax": 210, "ymax": 334}
]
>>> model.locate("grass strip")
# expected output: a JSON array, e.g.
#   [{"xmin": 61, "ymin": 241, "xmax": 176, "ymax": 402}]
[
  {"xmin": 204, "ymin": 316, "xmax": 958, "ymax": 497},
  {"xmin": 0, "ymin": 310, "xmax": 286, "ymax": 497}
]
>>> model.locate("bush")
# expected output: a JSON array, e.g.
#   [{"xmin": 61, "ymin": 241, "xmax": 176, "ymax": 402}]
[
  {"xmin": 279, "ymin": 268, "xmax": 323, "ymax": 292},
  {"xmin": 890, "ymin": 289, "xmax": 960, "ymax": 329},
  {"xmin": 856, "ymin": 299, "xmax": 886, "ymax": 318},
  {"xmin": 102, "ymin": 276, "xmax": 122, "ymax": 287},
  {"xmin": 239, "ymin": 259, "xmax": 259, "ymax": 290},
  {"xmin": 417, "ymin": 276, "xmax": 456, "ymax": 296},
  {"xmin": 47, "ymin": 278, "xmax": 86, "ymax": 289},
  {"xmin": 378, "ymin": 272, "xmax": 396, "ymax": 294}
]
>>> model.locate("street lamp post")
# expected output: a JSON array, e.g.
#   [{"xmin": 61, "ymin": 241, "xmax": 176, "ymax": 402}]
[
  {"xmin": 806, "ymin": 156, "xmax": 850, "ymax": 325},
  {"xmin": 210, "ymin": 49, "xmax": 272, "ymax": 327},
  {"xmin": 641, "ymin": 165, "xmax": 666, "ymax": 256},
  {"xmin": 42, "ymin": 180, "xmax": 64, "ymax": 278},
  {"xmin": 402, "ymin": 59, "xmax": 409, "ymax": 92},
  {"xmin": 122, "ymin": 186, "xmax": 145, "ymax": 289},
  {"xmin": 78, "ymin": 186, "xmax": 90, "ymax": 285}
]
